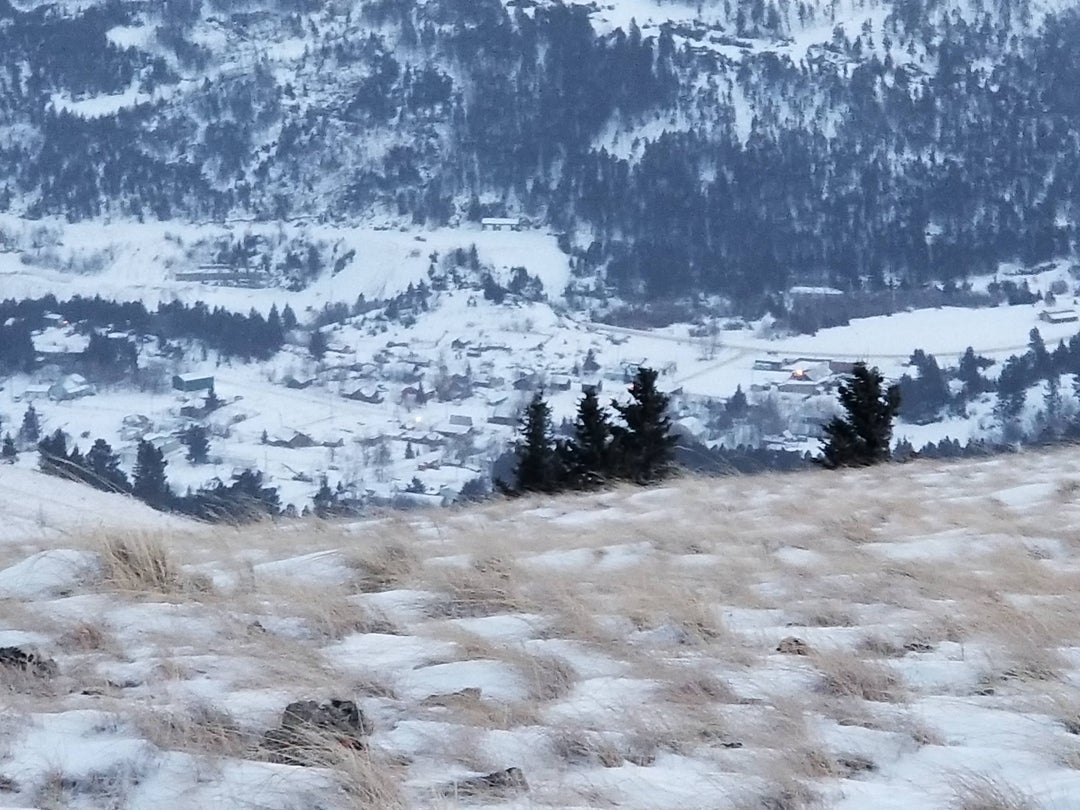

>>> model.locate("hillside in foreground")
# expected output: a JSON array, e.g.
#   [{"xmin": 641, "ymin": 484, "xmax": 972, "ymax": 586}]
[{"xmin": 1, "ymin": 450, "xmax": 1080, "ymax": 808}]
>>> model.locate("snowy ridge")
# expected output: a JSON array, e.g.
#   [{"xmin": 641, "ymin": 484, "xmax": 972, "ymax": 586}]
[{"xmin": 1, "ymin": 450, "xmax": 1080, "ymax": 807}]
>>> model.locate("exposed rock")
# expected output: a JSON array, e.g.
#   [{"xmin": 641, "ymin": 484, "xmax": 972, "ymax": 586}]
[
  {"xmin": 0, "ymin": 646, "xmax": 58, "ymax": 678},
  {"xmin": 281, "ymin": 699, "xmax": 372, "ymax": 736},
  {"xmin": 262, "ymin": 699, "xmax": 371, "ymax": 766},
  {"xmin": 0, "ymin": 775, "xmax": 17, "ymax": 792},
  {"xmin": 903, "ymin": 640, "xmax": 934, "ymax": 654},
  {"xmin": 776, "ymin": 636, "xmax": 811, "ymax": 655},
  {"xmin": 449, "ymin": 767, "xmax": 528, "ymax": 797},
  {"xmin": 837, "ymin": 755, "xmax": 877, "ymax": 776},
  {"xmin": 421, "ymin": 687, "xmax": 482, "ymax": 707}
]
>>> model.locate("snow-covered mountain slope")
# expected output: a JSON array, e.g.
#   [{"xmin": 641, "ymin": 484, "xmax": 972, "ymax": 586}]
[
  {"xmin": 1, "ymin": 0, "xmax": 1078, "ymax": 301},
  {"xmin": 1, "ymin": 449, "xmax": 1080, "ymax": 808}
]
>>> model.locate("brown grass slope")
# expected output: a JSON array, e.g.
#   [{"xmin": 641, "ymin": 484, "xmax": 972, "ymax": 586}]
[{"xmin": 3, "ymin": 448, "xmax": 1080, "ymax": 808}]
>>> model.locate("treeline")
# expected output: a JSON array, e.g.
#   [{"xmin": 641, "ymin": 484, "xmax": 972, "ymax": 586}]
[{"xmin": 0, "ymin": 295, "xmax": 293, "ymax": 373}]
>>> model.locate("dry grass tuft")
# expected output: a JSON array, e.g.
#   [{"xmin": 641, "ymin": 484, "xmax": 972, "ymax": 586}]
[
  {"xmin": 813, "ymin": 652, "xmax": 907, "ymax": 703},
  {"xmin": 346, "ymin": 540, "xmax": 420, "ymax": 593},
  {"xmin": 737, "ymin": 778, "xmax": 822, "ymax": 810},
  {"xmin": 261, "ymin": 725, "xmax": 407, "ymax": 808},
  {"xmin": 949, "ymin": 773, "xmax": 1042, "ymax": 810},
  {"xmin": 250, "ymin": 581, "xmax": 398, "ymax": 640},
  {"xmin": 135, "ymin": 702, "xmax": 250, "ymax": 758},
  {"xmin": 57, "ymin": 620, "xmax": 113, "ymax": 652},
  {"xmin": 515, "ymin": 651, "xmax": 577, "ymax": 702},
  {"xmin": 98, "ymin": 536, "xmax": 194, "ymax": 595},
  {"xmin": 425, "ymin": 557, "xmax": 532, "ymax": 619}
]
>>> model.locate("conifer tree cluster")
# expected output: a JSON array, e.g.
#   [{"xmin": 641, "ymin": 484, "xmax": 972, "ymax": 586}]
[
  {"xmin": 510, "ymin": 367, "xmax": 676, "ymax": 494},
  {"xmin": 33, "ymin": 428, "xmax": 280, "ymax": 523}
]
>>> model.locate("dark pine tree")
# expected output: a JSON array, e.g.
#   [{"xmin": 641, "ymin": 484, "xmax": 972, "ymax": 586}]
[
  {"xmin": 19, "ymin": 405, "xmax": 40, "ymax": 444},
  {"xmin": 726, "ymin": 384, "xmax": 749, "ymax": 418},
  {"xmin": 37, "ymin": 429, "xmax": 69, "ymax": 477},
  {"xmin": 957, "ymin": 346, "xmax": 991, "ymax": 398},
  {"xmin": 309, "ymin": 328, "xmax": 328, "ymax": 360},
  {"xmin": 182, "ymin": 424, "xmax": 210, "ymax": 464},
  {"xmin": 513, "ymin": 392, "xmax": 560, "ymax": 493},
  {"xmin": 205, "ymin": 386, "xmax": 222, "ymax": 412},
  {"xmin": 819, "ymin": 363, "xmax": 902, "ymax": 468},
  {"xmin": 562, "ymin": 388, "xmax": 615, "ymax": 488},
  {"xmin": 312, "ymin": 475, "xmax": 339, "ymax": 518},
  {"xmin": 133, "ymin": 439, "xmax": 171, "ymax": 508},
  {"xmin": 86, "ymin": 438, "xmax": 130, "ymax": 492},
  {"xmin": 281, "ymin": 303, "xmax": 298, "ymax": 330},
  {"xmin": 611, "ymin": 367, "xmax": 676, "ymax": 484},
  {"xmin": 1, "ymin": 433, "xmax": 16, "ymax": 463}
]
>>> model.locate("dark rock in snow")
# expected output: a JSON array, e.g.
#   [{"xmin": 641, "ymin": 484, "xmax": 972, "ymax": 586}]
[
  {"xmin": 262, "ymin": 699, "xmax": 371, "ymax": 765},
  {"xmin": 449, "ymin": 767, "xmax": 528, "ymax": 797},
  {"xmin": 0, "ymin": 646, "xmax": 58, "ymax": 678},
  {"xmin": 776, "ymin": 636, "xmax": 811, "ymax": 655}
]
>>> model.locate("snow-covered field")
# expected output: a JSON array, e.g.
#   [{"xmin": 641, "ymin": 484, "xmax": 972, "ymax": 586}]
[{"xmin": 2, "ymin": 449, "xmax": 1080, "ymax": 808}]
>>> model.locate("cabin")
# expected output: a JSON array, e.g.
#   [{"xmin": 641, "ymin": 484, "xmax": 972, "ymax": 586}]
[
  {"xmin": 777, "ymin": 380, "xmax": 822, "ymax": 396},
  {"xmin": 284, "ymin": 375, "xmax": 317, "ymax": 390},
  {"xmin": 480, "ymin": 217, "xmax": 528, "ymax": 231},
  {"xmin": 753, "ymin": 359, "xmax": 785, "ymax": 372},
  {"xmin": 1040, "ymin": 309, "xmax": 1079, "ymax": 325},
  {"xmin": 788, "ymin": 361, "xmax": 832, "ymax": 383},
  {"xmin": 267, "ymin": 431, "xmax": 316, "ymax": 449},
  {"xmin": 22, "ymin": 384, "xmax": 51, "ymax": 401},
  {"xmin": 488, "ymin": 401, "xmax": 520, "ymax": 427},
  {"xmin": 49, "ymin": 374, "xmax": 94, "ymax": 401},
  {"xmin": 345, "ymin": 387, "xmax": 384, "ymax": 404},
  {"xmin": 172, "ymin": 373, "xmax": 215, "ymax": 393}
]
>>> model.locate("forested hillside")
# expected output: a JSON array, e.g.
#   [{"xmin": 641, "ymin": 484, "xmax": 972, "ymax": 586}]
[{"xmin": 1, "ymin": 0, "xmax": 1077, "ymax": 308}]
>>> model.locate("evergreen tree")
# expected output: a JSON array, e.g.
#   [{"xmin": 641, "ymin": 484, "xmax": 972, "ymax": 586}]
[
  {"xmin": 312, "ymin": 475, "xmax": 338, "ymax": 518},
  {"xmin": 995, "ymin": 385, "xmax": 1027, "ymax": 441},
  {"xmin": 899, "ymin": 350, "xmax": 949, "ymax": 423},
  {"xmin": 86, "ymin": 438, "xmax": 129, "ymax": 492},
  {"xmin": 205, "ymin": 386, "xmax": 222, "ymax": 412},
  {"xmin": 1, "ymin": 433, "xmax": 16, "ymax": 463},
  {"xmin": 309, "ymin": 328, "xmax": 328, "ymax": 360},
  {"xmin": 19, "ymin": 404, "xmax": 40, "ymax": 444},
  {"xmin": 281, "ymin": 303, "xmax": 298, "ymax": 330},
  {"xmin": 37, "ymin": 429, "xmax": 69, "ymax": 476},
  {"xmin": 182, "ymin": 424, "xmax": 210, "ymax": 464},
  {"xmin": 958, "ymin": 346, "xmax": 991, "ymax": 398},
  {"xmin": 513, "ymin": 392, "xmax": 560, "ymax": 493},
  {"xmin": 1029, "ymin": 327, "xmax": 1050, "ymax": 378},
  {"xmin": 222, "ymin": 469, "xmax": 280, "ymax": 518},
  {"xmin": 405, "ymin": 441, "xmax": 415, "ymax": 459},
  {"xmin": 611, "ymin": 367, "xmax": 676, "ymax": 483},
  {"xmin": 726, "ymin": 384, "xmax": 749, "ymax": 418},
  {"xmin": 133, "ymin": 440, "xmax": 171, "ymax": 508},
  {"xmin": 562, "ymin": 388, "xmax": 615, "ymax": 488},
  {"xmin": 819, "ymin": 363, "xmax": 901, "ymax": 468}
]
